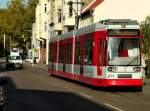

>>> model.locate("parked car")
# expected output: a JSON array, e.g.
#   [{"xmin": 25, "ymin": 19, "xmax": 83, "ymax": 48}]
[{"xmin": 6, "ymin": 55, "xmax": 23, "ymax": 69}]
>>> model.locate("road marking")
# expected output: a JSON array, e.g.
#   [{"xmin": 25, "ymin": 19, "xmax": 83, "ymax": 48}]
[
  {"xmin": 104, "ymin": 103, "xmax": 124, "ymax": 111},
  {"xmin": 79, "ymin": 93, "xmax": 93, "ymax": 99}
]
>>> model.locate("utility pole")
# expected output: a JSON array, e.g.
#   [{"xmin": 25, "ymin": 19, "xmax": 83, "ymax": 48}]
[
  {"xmin": 3, "ymin": 34, "xmax": 6, "ymax": 57},
  {"xmin": 62, "ymin": 0, "xmax": 64, "ymax": 34},
  {"xmin": 10, "ymin": 36, "xmax": 11, "ymax": 51},
  {"xmin": 3, "ymin": 34, "xmax": 5, "ymax": 50}
]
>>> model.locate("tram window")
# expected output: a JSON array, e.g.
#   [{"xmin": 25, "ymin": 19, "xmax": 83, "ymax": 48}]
[
  {"xmin": 104, "ymin": 40, "xmax": 107, "ymax": 65},
  {"xmin": 50, "ymin": 44, "xmax": 53, "ymax": 62},
  {"xmin": 59, "ymin": 44, "xmax": 64, "ymax": 63},
  {"xmin": 84, "ymin": 38, "xmax": 93, "ymax": 65},
  {"xmin": 98, "ymin": 39, "xmax": 102, "ymax": 66},
  {"xmin": 67, "ymin": 42, "xmax": 72, "ymax": 64},
  {"xmin": 75, "ymin": 41, "xmax": 80, "ymax": 64},
  {"xmin": 53, "ymin": 45, "xmax": 57, "ymax": 62},
  {"xmin": 50, "ymin": 44, "xmax": 56, "ymax": 63}
]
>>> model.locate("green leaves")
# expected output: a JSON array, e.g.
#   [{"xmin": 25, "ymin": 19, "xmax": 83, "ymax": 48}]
[
  {"xmin": 141, "ymin": 16, "xmax": 150, "ymax": 58},
  {"xmin": 0, "ymin": 0, "xmax": 38, "ymax": 54}
]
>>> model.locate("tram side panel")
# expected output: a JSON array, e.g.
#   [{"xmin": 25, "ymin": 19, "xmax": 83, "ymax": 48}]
[
  {"xmin": 65, "ymin": 38, "xmax": 75, "ymax": 79},
  {"xmin": 48, "ymin": 42, "xmax": 58, "ymax": 74},
  {"xmin": 48, "ymin": 30, "xmax": 109, "ymax": 87},
  {"xmin": 73, "ymin": 31, "xmax": 104, "ymax": 86}
]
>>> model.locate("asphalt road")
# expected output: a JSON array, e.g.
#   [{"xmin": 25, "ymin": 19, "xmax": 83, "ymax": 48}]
[{"xmin": 1, "ymin": 61, "xmax": 150, "ymax": 111}]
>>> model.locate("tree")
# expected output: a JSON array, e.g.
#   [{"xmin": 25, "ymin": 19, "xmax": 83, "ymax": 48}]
[
  {"xmin": 0, "ymin": 0, "xmax": 38, "ymax": 56},
  {"xmin": 19, "ymin": 0, "xmax": 38, "ymax": 54},
  {"xmin": 141, "ymin": 16, "xmax": 150, "ymax": 59},
  {"xmin": 6, "ymin": 0, "xmax": 26, "ymax": 39}
]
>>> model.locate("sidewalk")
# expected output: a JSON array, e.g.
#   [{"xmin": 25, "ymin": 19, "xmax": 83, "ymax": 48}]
[{"xmin": 23, "ymin": 61, "xmax": 48, "ymax": 71}]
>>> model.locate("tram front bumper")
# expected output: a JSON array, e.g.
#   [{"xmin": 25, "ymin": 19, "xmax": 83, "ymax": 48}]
[{"xmin": 95, "ymin": 79, "xmax": 143, "ymax": 87}]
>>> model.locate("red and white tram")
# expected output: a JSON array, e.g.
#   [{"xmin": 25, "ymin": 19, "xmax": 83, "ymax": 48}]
[{"xmin": 48, "ymin": 19, "xmax": 144, "ymax": 91}]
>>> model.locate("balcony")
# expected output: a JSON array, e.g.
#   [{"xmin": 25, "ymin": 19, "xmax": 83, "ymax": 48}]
[
  {"xmin": 54, "ymin": 23, "xmax": 62, "ymax": 31},
  {"xmin": 64, "ymin": 17, "xmax": 75, "ymax": 26}
]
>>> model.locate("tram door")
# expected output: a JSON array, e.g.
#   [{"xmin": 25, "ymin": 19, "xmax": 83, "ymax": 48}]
[
  {"xmin": 80, "ymin": 37, "xmax": 84, "ymax": 75},
  {"xmin": 59, "ymin": 41, "xmax": 66, "ymax": 72},
  {"xmin": 51, "ymin": 43, "xmax": 56, "ymax": 71},
  {"xmin": 74, "ymin": 36, "xmax": 84, "ymax": 76}
]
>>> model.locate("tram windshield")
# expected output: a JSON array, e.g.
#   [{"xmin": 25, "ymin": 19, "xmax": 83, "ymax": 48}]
[{"xmin": 108, "ymin": 38, "xmax": 140, "ymax": 66}]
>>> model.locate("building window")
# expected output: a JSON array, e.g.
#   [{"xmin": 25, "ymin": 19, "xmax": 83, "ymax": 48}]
[
  {"xmin": 58, "ymin": 9, "xmax": 62, "ymax": 23},
  {"xmin": 44, "ymin": 39, "xmax": 46, "ymax": 48},
  {"xmin": 68, "ymin": 1, "xmax": 73, "ymax": 17},
  {"xmin": 45, "ymin": 4, "xmax": 47, "ymax": 13},
  {"xmin": 58, "ymin": 31, "xmax": 62, "ymax": 35},
  {"xmin": 44, "ymin": 22, "xmax": 47, "ymax": 31},
  {"xmin": 68, "ymin": 27, "xmax": 74, "ymax": 32}
]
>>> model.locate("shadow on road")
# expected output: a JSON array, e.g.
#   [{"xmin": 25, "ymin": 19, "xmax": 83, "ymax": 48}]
[
  {"xmin": 50, "ymin": 75, "xmax": 142, "ymax": 93},
  {"xmin": 0, "ymin": 62, "xmax": 6, "ymax": 73},
  {"xmin": 3, "ymin": 77, "xmax": 112, "ymax": 111}
]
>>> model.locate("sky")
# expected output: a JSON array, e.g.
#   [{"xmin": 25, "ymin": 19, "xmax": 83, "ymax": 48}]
[{"xmin": 0, "ymin": 0, "xmax": 11, "ymax": 9}]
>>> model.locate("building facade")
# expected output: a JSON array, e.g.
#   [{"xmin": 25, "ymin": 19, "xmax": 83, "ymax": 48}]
[
  {"xmin": 32, "ymin": 0, "xmax": 150, "ymax": 65},
  {"xmin": 80, "ymin": 0, "xmax": 150, "ymax": 28},
  {"xmin": 34, "ymin": 0, "xmax": 51, "ymax": 64},
  {"xmin": 33, "ymin": 0, "xmax": 84, "ymax": 64}
]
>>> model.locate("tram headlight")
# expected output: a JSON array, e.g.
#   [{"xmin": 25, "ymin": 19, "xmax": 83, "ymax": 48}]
[
  {"xmin": 133, "ymin": 67, "xmax": 141, "ymax": 72},
  {"xmin": 108, "ymin": 67, "xmax": 117, "ymax": 72}
]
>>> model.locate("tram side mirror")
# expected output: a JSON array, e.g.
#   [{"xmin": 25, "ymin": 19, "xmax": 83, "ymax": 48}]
[{"xmin": 0, "ymin": 79, "xmax": 8, "ymax": 85}]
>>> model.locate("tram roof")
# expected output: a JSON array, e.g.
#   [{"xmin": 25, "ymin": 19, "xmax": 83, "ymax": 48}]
[
  {"xmin": 49, "ymin": 36, "xmax": 58, "ymax": 43},
  {"xmin": 76, "ymin": 22, "xmax": 106, "ymax": 36},
  {"xmin": 50, "ymin": 19, "xmax": 140, "ymax": 42},
  {"xmin": 59, "ymin": 31, "xmax": 74, "ymax": 40},
  {"xmin": 100, "ymin": 19, "xmax": 139, "ymax": 25},
  {"xmin": 76, "ymin": 19, "xmax": 139, "ymax": 36}
]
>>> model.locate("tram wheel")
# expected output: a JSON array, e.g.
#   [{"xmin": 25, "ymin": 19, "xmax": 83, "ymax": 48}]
[{"xmin": 136, "ymin": 87, "xmax": 143, "ymax": 92}]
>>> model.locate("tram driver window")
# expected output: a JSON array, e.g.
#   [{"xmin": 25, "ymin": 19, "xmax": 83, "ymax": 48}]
[{"xmin": 84, "ymin": 39, "xmax": 93, "ymax": 65}]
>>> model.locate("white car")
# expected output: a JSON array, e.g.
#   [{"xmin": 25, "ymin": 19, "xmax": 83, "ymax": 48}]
[{"xmin": 6, "ymin": 55, "xmax": 23, "ymax": 69}]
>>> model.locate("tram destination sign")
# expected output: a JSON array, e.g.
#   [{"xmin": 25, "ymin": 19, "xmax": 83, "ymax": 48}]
[{"xmin": 108, "ymin": 29, "xmax": 139, "ymax": 37}]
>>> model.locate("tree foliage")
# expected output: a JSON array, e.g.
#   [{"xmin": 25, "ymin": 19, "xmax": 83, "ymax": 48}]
[
  {"xmin": 0, "ymin": 0, "xmax": 38, "ymax": 56},
  {"xmin": 141, "ymin": 16, "xmax": 150, "ymax": 58}
]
